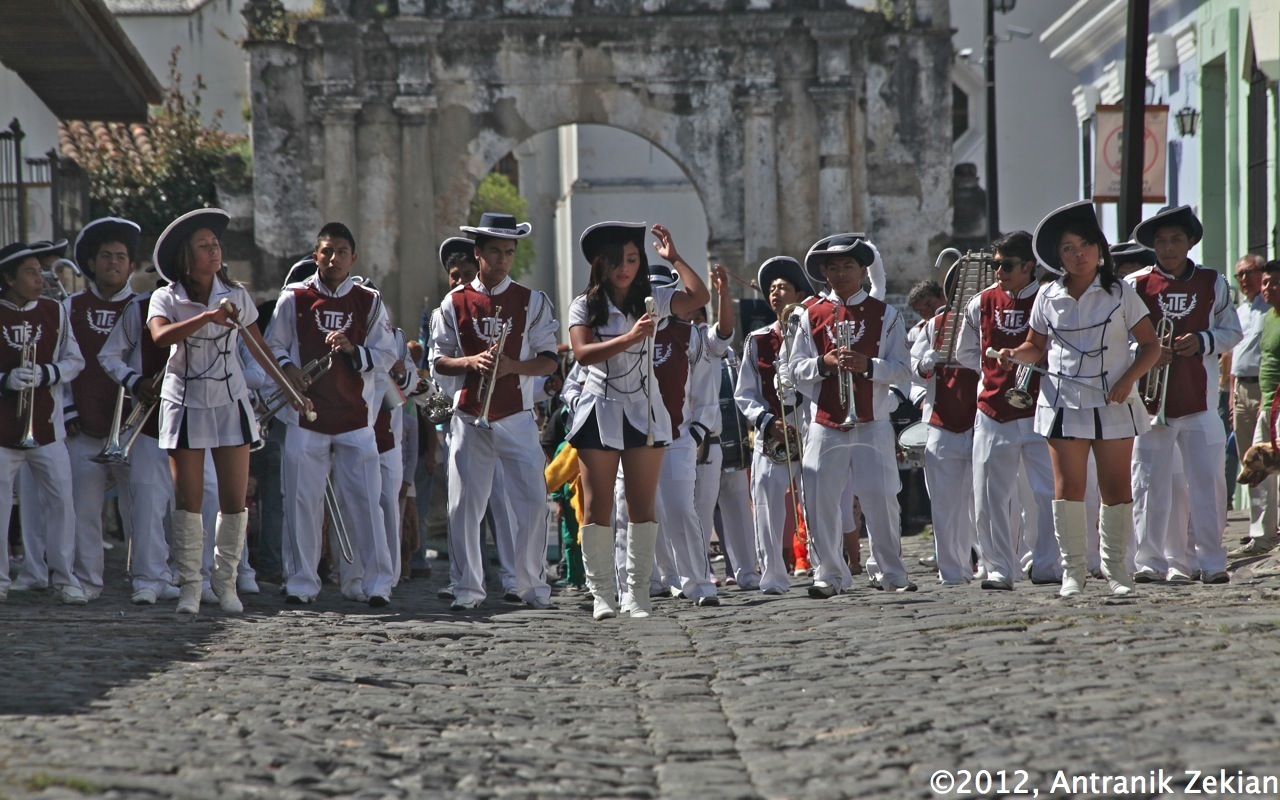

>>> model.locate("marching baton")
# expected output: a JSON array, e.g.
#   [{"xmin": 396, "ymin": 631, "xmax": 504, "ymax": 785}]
[
  {"xmin": 220, "ymin": 299, "xmax": 317, "ymax": 421},
  {"xmin": 984, "ymin": 347, "xmax": 1107, "ymax": 398}
]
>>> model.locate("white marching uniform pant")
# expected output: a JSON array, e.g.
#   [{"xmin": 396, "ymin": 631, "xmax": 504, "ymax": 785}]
[
  {"xmin": 125, "ymin": 434, "xmax": 175, "ymax": 593},
  {"xmin": 750, "ymin": 451, "xmax": 797, "ymax": 593},
  {"xmin": 16, "ymin": 465, "xmax": 49, "ymax": 587},
  {"xmin": 923, "ymin": 426, "xmax": 976, "ymax": 583},
  {"xmin": 1132, "ymin": 410, "xmax": 1227, "ymax": 576},
  {"xmin": 64, "ymin": 433, "xmax": 133, "ymax": 598},
  {"xmin": 446, "ymin": 411, "xmax": 549, "ymax": 606},
  {"xmin": 489, "ymin": 460, "xmax": 519, "ymax": 594},
  {"xmin": 0, "ymin": 443, "xmax": 83, "ymax": 594},
  {"xmin": 282, "ymin": 425, "xmax": 392, "ymax": 600},
  {"xmin": 715, "ymin": 466, "xmax": 759, "ymax": 588},
  {"xmin": 665, "ymin": 437, "xmax": 717, "ymax": 601},
  {"xmin": 972, "ymin": 414, "xmax": 1058, "ymax": 585},
  {"xmin": 694, "ymin": 448, "xmax": 722, "ymax": 583},
  {"xmin": 802, "ymin": 420, "xmax": 905, "ymax": 589},
  {"xmin": 379, "ymin": 445, "xmax": 404, "ymax": 585}
]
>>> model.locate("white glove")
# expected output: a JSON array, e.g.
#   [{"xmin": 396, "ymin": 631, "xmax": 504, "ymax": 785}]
[
  {"xmin": 774, "ymin": 362, "xmax": 797, "ymax": 405},
  {"xmin": 5, "ymin": 367, "xmax": 37, "ymax": 392},
  {"xmin": 917, "ymin": 349, "xmax": 939, "ymax": 377}
]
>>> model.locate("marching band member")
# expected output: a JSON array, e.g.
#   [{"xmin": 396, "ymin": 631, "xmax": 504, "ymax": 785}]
[
  {"xmin": 998, "ymin": 201, "xmax": 1160, "ymax": 598},
  {"xmin": 956, "ymin": 231, "xmax": 1060, "ymax": 590},
  {"xmin": 735, "ymin": 256, "xmax": 814, "ymax": 594},
  {"xmin": 100, "ymin": 278, "xmax": 177, "ymax": 604},
  {"xmin": 788, "ymin": 233, "xmax": 914, "ymax": 597},
  {"xmin": 266, "ymin": 222, "xmax": 395, "ymax": 607},
  {"xmin": 148, "ymin": 209, "xmax": 287, "ymax": 614},
  {"xmin": 62, "ymin": 218, "xmax": 138, "ymax": 600},
  {"xmin": 1127, "ymin": 205, "xmax": 1241, "ymax": 584},
  {"xmin": 911, "ymin": 263, "xmax": 980, "ymax": 585},
  {"xmin": 432, "ymin": 213, "xmax": 560, "ymax": 611},
  {"xmin": 567, "ymin": 222, "xmax": 710, "ymax": 621},
  {"xmin": 0, "ymin": 242, "xmax": 88, "ymax": 604}
]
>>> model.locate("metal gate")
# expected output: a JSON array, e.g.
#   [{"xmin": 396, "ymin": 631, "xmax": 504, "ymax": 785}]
[{"xmin": 0, "ymin": 118, "xmax": 87, "ymax": 246}]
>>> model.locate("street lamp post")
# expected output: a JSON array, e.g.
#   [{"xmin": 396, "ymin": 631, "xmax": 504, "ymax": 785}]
[{"xmin": 985, "ymin": 0, "xmax": 1016, "ymax": 244}]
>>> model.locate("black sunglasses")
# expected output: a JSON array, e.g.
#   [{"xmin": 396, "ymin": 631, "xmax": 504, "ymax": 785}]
[{"xmin": 992, "ymin": 258, "xmax": 1023, "ymax": 273}]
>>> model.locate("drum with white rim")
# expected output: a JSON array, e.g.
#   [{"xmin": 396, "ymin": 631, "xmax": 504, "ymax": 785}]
[{"xmin": 897, "ymin": 421, "xmax": 929, "ymax": 469}]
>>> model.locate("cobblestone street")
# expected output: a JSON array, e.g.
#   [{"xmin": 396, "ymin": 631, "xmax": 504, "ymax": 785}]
[{"xmin": 2, "ymin": 512, "xmax": 1279, "ymax": 800}]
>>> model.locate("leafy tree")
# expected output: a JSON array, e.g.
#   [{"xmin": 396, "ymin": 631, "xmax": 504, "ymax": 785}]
[
  {"xmin": 468, "ymin": 171, "xmax": 535, "ymax": 279},
  {"xmin": 61, "ymin": 48, "xmax": 244, "ymax": 245}
]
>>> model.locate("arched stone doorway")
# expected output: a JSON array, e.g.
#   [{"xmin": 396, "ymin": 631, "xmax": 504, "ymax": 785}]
[{"xmin": 247, "ymin": 1, "xmax": 953, "ymax": 328}]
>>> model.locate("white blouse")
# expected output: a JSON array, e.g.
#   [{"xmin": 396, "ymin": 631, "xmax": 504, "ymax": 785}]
[
  {"xmin": 148, "ymin": 277, "xmax": 257, "ymax": 409},
  {"xmin": 1029, "ymin": 275, "xmax": 1149, "ymax": 410},
  {"xmin": 566, "ymin": 285, "xmax": 677, "ymax": 448}
]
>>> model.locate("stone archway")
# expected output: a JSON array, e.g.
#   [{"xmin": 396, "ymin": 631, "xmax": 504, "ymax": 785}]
[{"xmin": 247, "ymin": 1, "xmax": 954, "ymax": 327}]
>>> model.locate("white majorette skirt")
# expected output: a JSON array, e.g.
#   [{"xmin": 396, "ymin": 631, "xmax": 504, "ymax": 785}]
[
  {"xmin": 1033, "ymin": 397, "xmax": 1151, "ymax": 441},
  {"xmin": 158, "ymin": 395, "xmax": 259, "ymax": 450}
]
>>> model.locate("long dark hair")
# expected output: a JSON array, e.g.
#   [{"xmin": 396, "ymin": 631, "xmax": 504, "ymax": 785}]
[
  {"xmin": 176, "ymin": 232, "xmax": 241, "ymax": 298},
  {"xmin": 582, "ymin": 239, "xmax": 651, "ymax": 327},
  {"xmin": 1058, "ymin": 222, "xmax": 1119, "ymax": 294}
]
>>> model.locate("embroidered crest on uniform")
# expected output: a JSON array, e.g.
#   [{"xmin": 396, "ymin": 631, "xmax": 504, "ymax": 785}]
[
  {"xmin": 824, "ymin": 319, "xmax": 865, "ymax": 345},
  {"xmin": 653, "ymin": 342, "xmax": 674, "ymax": 367},
  {"xmin": 1157, "ymin": 292, "xmax": 1197, "ymax": 320},
  {"xmin": 470, "ymin": 315, "xmax": 510, "ymax": 343},
  {"xmin": 2, "ymin": 322, "xmax": 41, "ymax": 351},
  {"xmin": 87, "ymin": 308, "xmax": 118, "ymax": 336},
  {"xmin": 315, "ymin": 309, "xmax": 353, "ymax": 334},
  {"xmin": 995, "ymin": 308, "xmax": 1028, "ymax": 336}
]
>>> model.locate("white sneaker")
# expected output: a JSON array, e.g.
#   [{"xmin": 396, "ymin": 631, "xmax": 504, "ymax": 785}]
[
  {"xmin": 9, "ymin": 579, "xmax": 45, "ymax": 592},
  {"xmin": 1164, "ymin": 567, "xmax": 1194, "ymax": 585},
  {"xmin": 526, "ymin": 596, "xmax": 555, "ymax": 610},
  {"xmin": 237, "ymin": 575, "xmax": 260, "ymax": 595},
  {"xmin": 131, "ymin": 588, "xmax": 159, "ymax": 605},
  {"xmin": 450, "ymin": 598, "xmax": 481, "ymax": 611},
  {"xmin": 0, "ymin": 588, "xmax": 8, "ymax": 602},
  {"xmin": 160, "ymin": 584, "xmax": 182, "ymax": 601},
  {"xmin": 59, "ymin": 585, "xmax": 89, "ymax": 605}
]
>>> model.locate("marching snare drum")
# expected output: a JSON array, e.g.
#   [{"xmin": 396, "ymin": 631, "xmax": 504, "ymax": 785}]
[{"xmin": 896, "ymin": 420, "xmax": 929, "ymax": 469}]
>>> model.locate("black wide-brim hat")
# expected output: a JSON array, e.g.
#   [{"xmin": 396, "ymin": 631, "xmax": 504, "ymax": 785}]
[
  {"xmin": 152, "ymin": 208, "xmax": 230, "ymax": 285},
  {"xmin": 439, "ymin": 237, "xmax": 475, "ymax": 270},
  {"xmin": 757, "ymin": 256, "xmax": 812, "ymax": 297},
  {"xmin": 28, "ymin": 239, "xmax": 68, "ymax": 258},
  {"xmin": 1132, "ymin": 205, "xmax": 1203, "ymax": 248},
  {"xmin": 1032, "ymin": 200, "xmax": 1104, "ymax": 275},
  {"xmin": 804, "ymin": 233, "xmax": 873, "ymax": 284},
  {"xmin": 649, "ymin": 263, "xmax": 678, "ymax": 288},
  {"xmin": 460, "ymin": 212, "xmax": 531, "ymax": 240},
  {"xmin": 74, "ymin": 218, "xmax": 141, "ymax": 279},
  {"xmin": 580, "ymin": 221, "xmax": 647, "ymax": 264},
  {"xmin": 282, "ymin": 256, "xmax": 317, "ymax": 287},
  {"xmin": 0, "ymin": 242, "xmax": 36, "ymax": 272},
  {"xmin": 1110, "ymin": 240, "xmax": 1157, "ymax": 268}
]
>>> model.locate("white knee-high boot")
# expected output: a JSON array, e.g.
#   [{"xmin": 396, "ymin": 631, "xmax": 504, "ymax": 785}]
[
  {"xmin": 1053, "ymin": 500, "xmax": 1088, "ymax": 598},
  {"xmin": 621, "ymin": 521, "xmax": 659, "ymax": 619},
  {"xmin": 173, "ymin": 510, "xmax": 205, "ymax": 615},
  {"xmin": 1099, "ymin": 502, "xmax": 1135, "ymax": 597},
  {"xmin": 579, "ymin": 523, "xmax": 618, "ymax": 621},
  {"xmin": 212, "ymin": 510, "xmax": 248, "ymax": 613}
]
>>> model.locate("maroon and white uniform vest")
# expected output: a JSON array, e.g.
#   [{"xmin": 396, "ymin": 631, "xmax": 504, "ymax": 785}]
[
  {"xmin": 654, "ymin": 319, "xmax": 693, "ymax": 439},
  {"xmin": 68, "ymin": 289, "xmax": 133, "ymax": 438},
  {"xmin": 929, "ymin": 310, "xmax": 978, "ymax": 433},
  {"xmin": 977, "ymin": 286, "xmax": 1040, "ymax": 423},
  {"xmin": 374, "ymin": 408, "xmax": 395, "ymax": 454},
  {"xmin": 292, "ymin": 283, "xmax": 376, "ymax": 436},
  {"xmin": 0, "ymin": 299, "xmax": 64, "ymax": 449},
  {"xmin": 806, "ymin": 296, "xmax": 885, "ymax": 430},
  {"xmin": 448, "ymin": 283, "xmax": 532, "ymax": 423},
  {"xmin": 1130, "ymin": 267, "xmax": 1217, "ymax": 419},
  {"xmin": 749, "ymin": 325, "xmax": 786, "ymax": 423}
]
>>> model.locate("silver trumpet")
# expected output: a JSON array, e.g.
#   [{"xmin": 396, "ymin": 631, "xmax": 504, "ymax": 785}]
[
  {"xmin": 15, "ymin": 328, "xmax": 38, "ymax": 450},
  {"xmin": 472, "ymin": 305, "xmax": 508, "ymax": 431},
  {"xmin": 258, "ymin": 353, "xmax": 331, "ymax": 426},
  {"xmin": 323, "ymin": 477, "xmax": 355, "ymax": 564},
  {"xmin": 835, "ymin": 319, "xmax": 859, "ymax": 427},
  {"xmin": 92, "ymin": 384, "xmax": 157, "ymax": 464},
  {"xmin": 1005, "ymin": 364, "xmax": 1035, "ymax": 410},
  {"xmin": 1143, "ymin": 317, "xmax": 1174, "ymax": 425},
  {"xmin": 408, "ymin": 370, "xmax": 454, "ymax": 424}
]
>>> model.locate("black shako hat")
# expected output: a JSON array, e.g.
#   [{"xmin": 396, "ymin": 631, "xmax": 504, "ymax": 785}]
[
  {"xmin": 152, "ymin": 208, "xmax": 230, "ymax": 285},
  {"xmin": 649, "ymin": 263, "xmax": 678, "ymax": 288},
  {"xmin": 28, "ymin": 239, "xmax": 69, "ymax": 258},
  {"xmin": 1032, "ymin": 200, "xmax": 1105, "ymax": 275},
  {"xmin": 804, "ymin": 233, "xmax": 874, "ymax": 284},
  {"xmin": 580, "ymin": 221, "xmax": 647, "ymax": 265},
  {"xmin": 1110, "ymin": 240, "xmax": 1157, "ymax": 268},
  {"xmin": 439, "ymin": 237, "xmax": 476, "ymax": 270},
  {"xmin": 460, "ymin": 212, "xmax": 531, "ymax": 240},
  {"xmin": 1132, "ymin": 205, "xmax": 1203, "ymax": 248},
  {"xmin": 282, "ymin": 256, "xmax": 318, "ymax": 287},
  {"xmin": 757, "ymin": 256, "xmax": 813, "ymax": 297},
  {"xmin": 0, "ymin": 242, "xmax": 37, "ymax": 272},
  {"xmin": 74, "ymin": 218, "xmax": 141, "ymax": 279}
]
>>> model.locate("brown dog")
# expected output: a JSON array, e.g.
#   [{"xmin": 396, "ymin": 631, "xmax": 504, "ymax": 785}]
[{"xmin": 1238, "ymin": 442, "xmax": 1280, "ymax": 487}]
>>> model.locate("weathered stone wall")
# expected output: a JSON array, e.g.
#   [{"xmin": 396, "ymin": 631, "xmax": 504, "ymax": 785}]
[{"xmin": 248, "ymin": 0, "xmax": 954, "ymax": 328}]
